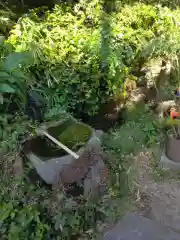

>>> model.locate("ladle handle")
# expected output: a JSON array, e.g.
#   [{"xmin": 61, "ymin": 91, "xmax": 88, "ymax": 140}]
[{"xmin": 43, "ymin": 131, "xmax": 79, "ymax": 159}]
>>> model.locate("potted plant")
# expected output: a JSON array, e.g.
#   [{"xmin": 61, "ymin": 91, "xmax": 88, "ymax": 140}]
[
  {"xmin": 165, "ymin": 123, "xmax": 180, "ymax": 162},
  {"xmin": 165, "ymin": 88, "xmax": 180, "ymax": 162}
]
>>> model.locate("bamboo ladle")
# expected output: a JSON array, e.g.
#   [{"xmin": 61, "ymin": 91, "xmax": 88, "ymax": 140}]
[{"xmin": 36, "ymin": 128, "xmax": 79, "ymax": 159}]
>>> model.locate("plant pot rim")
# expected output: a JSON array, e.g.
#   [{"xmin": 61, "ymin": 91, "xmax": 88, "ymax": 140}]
[
  {"xmin": 165, "ymin": 131, "xmax": 180, "ymax": 162},
  {"xmin": 166, "ymin": 129, "xmax": 179, "ymax": 139}
]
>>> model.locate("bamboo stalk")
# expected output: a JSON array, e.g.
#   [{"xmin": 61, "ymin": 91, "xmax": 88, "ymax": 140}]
[{"xmin": 43, "ymin": 131, "xmax": 79, "ymax": 159}]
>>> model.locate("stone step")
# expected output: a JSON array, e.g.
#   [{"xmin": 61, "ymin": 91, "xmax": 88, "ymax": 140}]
[{"xmin": 103, "ymin": 213, "xmax": 180, "ymax": 240}]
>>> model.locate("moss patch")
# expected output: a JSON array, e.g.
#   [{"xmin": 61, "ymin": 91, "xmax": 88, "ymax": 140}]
[{"xmin": 58, "ymin": 122, "xmax": 92, "ymax": 150}]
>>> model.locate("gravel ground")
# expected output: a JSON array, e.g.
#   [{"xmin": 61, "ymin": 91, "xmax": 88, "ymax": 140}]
[{"xmin": 136, "ymin": 151, "xmax": 180, "ymax": 232}]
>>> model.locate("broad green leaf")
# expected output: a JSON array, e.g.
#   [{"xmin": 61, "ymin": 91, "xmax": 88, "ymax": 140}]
[
  {"xmin": 4, "ymin": 75, "xmax": 17, "ymax": 83},
  {"xmin": 0, "ymin": 36, "xmax": 5, "ymax": 45},
  {"xmin": 14, "ymin": 88, "xmax": 26, "ymax": 102},
  {"xmin": 0, "ymin": 84, "xmax": 15, "ymax": 93},
  {"xmin": 12, "ymin": 70, "xmax": 27, "ymax": 80},
  {"xmin": 0, "ymin": 94, "xmax": 3, "ymax": 104},
  {"xmin": 0, "ymin": 203, "xmax": 13, "ymax": 221},
  {"xmin": 0, "ymin": 72, "xmax": 10, "ymax": 78},
  {"xmin": 3, "ymin": 52, "xmax": 33, "ymax": 72}
]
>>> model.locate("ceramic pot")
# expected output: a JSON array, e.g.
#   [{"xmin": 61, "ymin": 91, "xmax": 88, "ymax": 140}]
[{"xmin": 165, "ymin": 130, "xmax": 180, "ymax": 163}]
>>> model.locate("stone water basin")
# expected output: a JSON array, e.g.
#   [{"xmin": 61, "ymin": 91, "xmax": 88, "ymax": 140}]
[{"xmin": 23, "ymin": 118, "xmax": 102, "ymax": 184}]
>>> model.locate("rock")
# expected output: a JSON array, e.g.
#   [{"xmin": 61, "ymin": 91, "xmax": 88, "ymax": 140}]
[
  {"xmin": 83, "ymin": 151, "xmax": 108, "ymax": 199},
  {"xmin": 95, "ymin": 130, "xmax": 104, "ymax": 140},
  {"xmin": 137, "ymin": 76, "xmax": 146, "ymax": 87},
  {"xmin": 52, "ymin": 146, "xmax": 109, "ymax": 200},
  {"xmin": 27, "ymin": 152, "xmax": 74, "ymax": 184},
  {"xmin": 55, "ymin": 146, "xmax": 108, "ymax": 186},
  {"xmin": 125, "ymin": 87, "xmax": 146, "ymax": 109},
  {"xmin": 141, "ymin": 58, "xmax": 173, "ymax": 102},
  {"xmin": 128, "ymin": 88, "xmax": 146, "ymax": 103},
  {"xmin": 155, "ymin": 100, "xmax": 176, "ymax": 118},
  {"xmin": 141, "ymin": 58, "xmax": 163, "ymax": 88}
]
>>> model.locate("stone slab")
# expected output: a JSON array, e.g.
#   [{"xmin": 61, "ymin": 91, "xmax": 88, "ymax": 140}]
[{"xmin": 160, "ymin": 150, "xmax": 180, "ymax": 170}]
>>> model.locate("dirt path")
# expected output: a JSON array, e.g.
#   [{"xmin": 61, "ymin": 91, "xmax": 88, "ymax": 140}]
[{"xmin": 135, "ymin": 151, "xmax": 180, "ymax": 232}]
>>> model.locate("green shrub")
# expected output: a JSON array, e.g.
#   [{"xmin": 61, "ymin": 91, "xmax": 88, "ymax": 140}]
[
  {"xmin": 7, "ymin": 2, "xmax": 129, "ymax": 115},
  {"xmin": 6, "ymin": 2, "xmax": 180, "ymax": 116},
  {"xmin": 0, "ymin": 9, "xmax": 16, "ymax": 36},
  {"xmin": 0, "ymin": 201, "xmax": 53, "ymax": 239},
  {"xmin": 0, "ymin": 50, "xmax": 33, "ymax": 106},
  {"xmin": 0, "ymin": 38, "xmax": 34, "ymax": 112},
  {"xmin": 0, "ymin": 173, "xmax": 110, "ymax": 240}
]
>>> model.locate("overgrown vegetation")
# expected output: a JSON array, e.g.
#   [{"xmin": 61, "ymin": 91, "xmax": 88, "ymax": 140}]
[
  {"xmin": 1, "ymin": 0, "xmax": 180, "ymax": 239},
  {"xmin": 3, "ymin": 0, "xmax": 180, "ymax": 116}
]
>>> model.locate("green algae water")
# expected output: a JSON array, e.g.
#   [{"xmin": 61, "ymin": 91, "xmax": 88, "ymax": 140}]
[{"xmin": 25, "ymin": 119, "xmax": 92, "ymax": 158}]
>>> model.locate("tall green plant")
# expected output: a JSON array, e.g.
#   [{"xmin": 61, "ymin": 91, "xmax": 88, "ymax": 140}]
[
  {"xmin": 0, "ymin": 49, "xmax": 33, "ymax": 106},
  {"xmin": 7, "ymin": 2, "xmax": 180, "ymax": 115}
]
